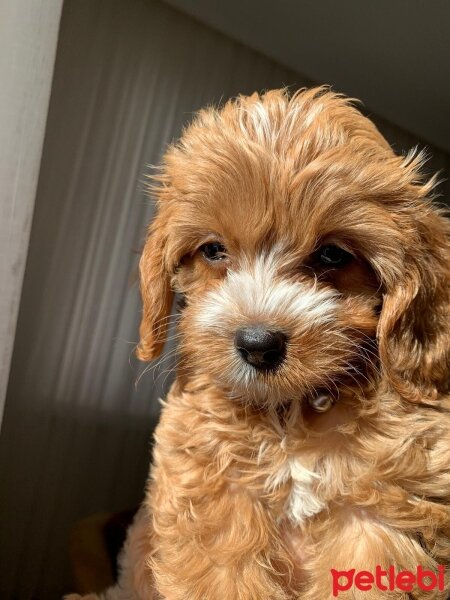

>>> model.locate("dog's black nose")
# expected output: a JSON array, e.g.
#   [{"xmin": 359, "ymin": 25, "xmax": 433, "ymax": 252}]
[{"xmin": 235, "ymin": 326, "xmax": 287, "ymax": 371}]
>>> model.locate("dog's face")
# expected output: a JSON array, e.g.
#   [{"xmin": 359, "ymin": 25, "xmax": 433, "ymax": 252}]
[
  {"xmin": 138, "ymin": 88, "xmax": 449, "ymax": 407},
  {"xmin": 171, "ymin": 196, "xmax": 381, "ymax": 406}
]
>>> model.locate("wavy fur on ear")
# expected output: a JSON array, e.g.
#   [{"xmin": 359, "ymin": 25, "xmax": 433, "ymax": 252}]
[
  {"xmin": 377, "ymin": 153, "xmax": 450, "ymax": 403},
  {"xmin": 136, "ymin": 218, "xmax": 173, "ymax": 362}
]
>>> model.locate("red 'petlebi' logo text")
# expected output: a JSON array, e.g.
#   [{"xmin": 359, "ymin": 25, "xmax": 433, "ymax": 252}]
[{"xmin": 331, "ymin": 565, "xmax": 446, "ymax": 596}]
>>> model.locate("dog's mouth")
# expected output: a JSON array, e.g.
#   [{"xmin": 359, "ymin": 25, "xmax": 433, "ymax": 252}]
[
  {"xmin": 215, "ymin": 354, "xmax": 337, "ymax": 407},
  {"xmin": 208, "ymin": 333, "xmax": 378, "ymax": 410}
]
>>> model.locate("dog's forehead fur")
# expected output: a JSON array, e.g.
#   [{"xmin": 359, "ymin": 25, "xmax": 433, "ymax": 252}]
[
  {"xmin": 152, "ymin": 87, "xmax": 432, "ymax": 280},
  {"xmin": 163, "ymin": 87, "xmax": 390, "ymax": 195}
]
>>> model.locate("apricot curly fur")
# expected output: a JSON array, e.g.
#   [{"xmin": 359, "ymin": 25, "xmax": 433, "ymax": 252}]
[{"xmin": 69, "ymin": 87, "xmax": 450, "ymax": 600}]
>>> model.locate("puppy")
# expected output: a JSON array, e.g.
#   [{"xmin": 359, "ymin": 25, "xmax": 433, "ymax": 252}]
[{"xmin": 71, "ymin": 88, "xmax": 450, "ymax": 600}]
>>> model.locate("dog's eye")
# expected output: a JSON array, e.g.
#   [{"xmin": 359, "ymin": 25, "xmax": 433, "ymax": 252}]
[
  {"xmin": 200, "ymin": 242, "xmax": 227, "ymax": 262},
  {"xmin": 316, "ymin": 244, "xmax": 353, "ymax": 267}
]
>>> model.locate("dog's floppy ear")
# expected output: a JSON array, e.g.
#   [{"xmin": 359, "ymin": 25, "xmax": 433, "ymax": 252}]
[
  {"xmin": 136, "ymin": 216, "xmax": 173, "ymax": 362},
  {"xmin": 377, "ymin": 206, "xmax": 450, "ymax": 403}
]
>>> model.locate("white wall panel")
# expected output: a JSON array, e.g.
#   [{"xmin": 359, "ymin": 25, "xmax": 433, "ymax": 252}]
[{"xmin": 0, "ymin": 0, "xmax": 63, "ymax": 430}]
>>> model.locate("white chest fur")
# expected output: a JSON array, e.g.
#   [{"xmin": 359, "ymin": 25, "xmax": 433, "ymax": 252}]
[{"xmin": 266, "ymin": 457, "xmax": 325, "ymax": 524}]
